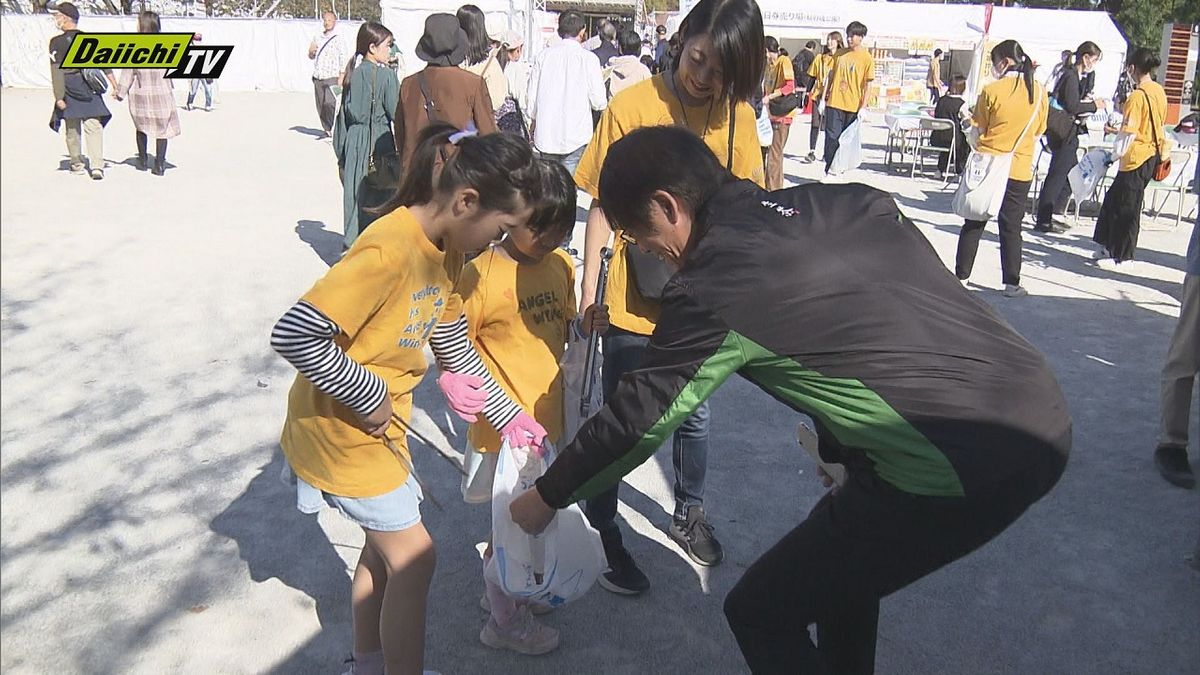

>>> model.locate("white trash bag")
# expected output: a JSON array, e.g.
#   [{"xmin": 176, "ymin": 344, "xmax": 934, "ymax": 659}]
[
  {"xmin": 828, "ymin": 119, "xmax": 862, "ymax": 174},
  {"xmin": 559, "ymin": 339, "xmax": 600, "ymax": 444},
  {"xmin": 756, "ymin": 105, "xmax": 773, "ymax": 148},
  {"xmin": 485, "ymin": 440, "xmax": 606, "ymax": 608},
  {"xmin": 1068, "ymin": 148, "xmax": 1113, "ymax": 203}
]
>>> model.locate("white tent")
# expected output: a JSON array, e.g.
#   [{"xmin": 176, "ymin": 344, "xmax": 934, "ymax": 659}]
[{"xmin": 989, "ymin": 5, "xmax": 1127, "ymax": 101}]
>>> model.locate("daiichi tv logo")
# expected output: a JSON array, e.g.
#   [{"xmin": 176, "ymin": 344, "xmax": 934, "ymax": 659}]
[{"xmin": 61, "ymin": 33, "xmax": 233, "ymax": 79}]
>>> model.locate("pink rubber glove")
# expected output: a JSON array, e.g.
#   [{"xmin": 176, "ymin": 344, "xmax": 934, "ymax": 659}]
[
  {"xmin": 438, "ymin": 372, "xmax": 487, "ymax": 422},
  {"xmin": 501, "ymin": 412, "xmax": 548, "ymax": 455}
]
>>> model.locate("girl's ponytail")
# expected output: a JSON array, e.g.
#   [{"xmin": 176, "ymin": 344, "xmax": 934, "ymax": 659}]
[
  {"xmin": 371, "ymin": 126, "xmax": 542, "ymax": 217},
  {"xmin": 1020, "ymin": 52, "xmax": 1036, "ymax": 104},
  {"xmin": 992, "ymin": 39, "xmax": 1036, "ymax": 104}
]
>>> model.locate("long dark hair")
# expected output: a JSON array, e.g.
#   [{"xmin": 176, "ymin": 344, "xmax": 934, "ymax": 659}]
[
  {"xmin": 137, "ymin": 10, "xmax": 160, "ymax": 34},
  {"xmin": 457, "ymin": 4, "xmax": 490, "ymax": 66},
  {"xmin": 598, "ymin": 126, "xmax": 734, "ymax": 234},
  {"xmin": 373, "ymin": 123, "xmax": 542, "ymax": 216},
  {"xmin": 991, "ymin": 39, "xmax": 1036, "ymax": 103},
  {"xmin": 671, "ymin": 0, "xmax": 765, "ymax": 104},
  {"xmin": 824, "ymin": 31, "xmax": 844, "ymax": 56},
  {"xmin": 341, "ymin": 22, "xmax": 392, "ymax": 88}
]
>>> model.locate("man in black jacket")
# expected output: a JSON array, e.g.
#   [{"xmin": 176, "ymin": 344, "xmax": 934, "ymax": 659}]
[
  {"xmin": 792, "ymin": 40, "xmax": 816, "ymax": 109},
  {"xmin": 511, "ymin": 126, "xmax": 1071, "ymax": 674},
  {"xmin": 47, "ymin": 2, "xmax": 114, "ymax": 179}
]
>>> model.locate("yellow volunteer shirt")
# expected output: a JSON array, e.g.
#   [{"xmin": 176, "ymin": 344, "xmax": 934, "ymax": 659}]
[
  {"xmin": 461, "ymin": 245, "xmax": 577, "ymax": 453},
  {"xmin": 1119, "ymin": 81, "xmax": 1168, "ymax": 173},
  {"xmin": 574, "ymin": 74, "xmax": 765, "ymax": 336},
  {"xmin": 280, "ymin": 207, "xmax": 464, "ymax": 498},
  {"xmin": 767, "ymin": 56, "xmax": 797, "ymax": 122},
  {"xmin": 808, "ymin": 53, "xmax": 834, "ymax": 100},
  {"xmin": 973, "ymin": 76, "xmax": 1048, "ymax": 182},
  {"xmin": 826, "ymin": 48, "xmax": 875, "ymax": 113}
]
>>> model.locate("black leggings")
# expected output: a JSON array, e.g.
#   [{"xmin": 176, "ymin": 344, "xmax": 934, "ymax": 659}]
[
  {"xmin": 724, "ymin": 454, "xmax": 1065, "ymax": 674},
  {"xmin": 956, "ymin": 178, "xmax": 1032, "ymax": 286},
  {"xmin": 1036, "ymin": 133, "xmax": 1079, "ymax": 226},
  {"xmin": 136, "ymin": 131, "xmax": 168, "ymax": 165}
]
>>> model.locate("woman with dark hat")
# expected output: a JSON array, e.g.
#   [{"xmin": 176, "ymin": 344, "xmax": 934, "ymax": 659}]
[{"xmin": 394, "ymin": 13, "xmax": 498, "ymax": 170}]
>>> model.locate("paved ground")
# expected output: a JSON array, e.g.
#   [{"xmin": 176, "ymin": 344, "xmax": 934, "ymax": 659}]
[{"xmin": 1, "ymin": 87, "xmax": 1197, "ymax": 674}]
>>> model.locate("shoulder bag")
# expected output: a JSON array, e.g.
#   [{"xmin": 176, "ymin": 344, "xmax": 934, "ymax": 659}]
[
  {"xmin": 364, "ymin": 65, "xmax": 401, "ymax": 192},
  {"xmin": 953, "ymin": 86, "xmax": 1043, "ymax": 221},
  {"xmin": 625, "ymin": 101, "xmax": 737, "ymax": 301},
  {"xmin": 1144, "ymin": 90, "xmax": 1172, "ymax": 181}
]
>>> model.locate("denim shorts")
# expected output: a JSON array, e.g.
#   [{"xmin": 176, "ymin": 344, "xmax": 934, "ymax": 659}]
[{"xmin": 292, "ymin": 469, "xmax": 424, "ymax": 532}]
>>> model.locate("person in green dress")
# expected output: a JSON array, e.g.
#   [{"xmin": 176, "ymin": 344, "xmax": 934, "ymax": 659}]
[{"xmin": 334, "ymin": 22, "xmax": 399, "ymax": 248}]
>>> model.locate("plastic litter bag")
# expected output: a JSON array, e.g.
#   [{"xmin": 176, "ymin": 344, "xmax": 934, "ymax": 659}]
[
  {"xmin": 1068, "ymin": 148, "xmax": 1113, "ymax": 202},
  {"xmin": 559, "ymin": 338, "xmax": 600, "ymax": 444},
  {"xmin": 485, "ymin": 440, "xmax": 606, "ymax": 608},
  {"xmin": 828, "ymin": 119, "xmax": 862, "ymax": 174},
  {"xmin": 756, "ymin": 105, "xmax": 773, "ymax": 147}
]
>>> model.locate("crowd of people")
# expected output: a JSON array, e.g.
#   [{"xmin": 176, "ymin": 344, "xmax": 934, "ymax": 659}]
[{"xmin": 40, "ymin": 0, "xmax": 1196, "ymax": 673}]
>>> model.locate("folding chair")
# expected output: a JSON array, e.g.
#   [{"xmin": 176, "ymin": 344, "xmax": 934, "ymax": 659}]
[
  {"xmin": 910, "ymin": 118, "xmax": 957, "ymax": 183},
  {"xmin": 1145, "ymin": 149, "xmax": 1196, "ymax": 229}
]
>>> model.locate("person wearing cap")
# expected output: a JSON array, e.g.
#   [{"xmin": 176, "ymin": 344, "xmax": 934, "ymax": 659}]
[
  {"xmin": 496, "ymin": 30, "xmax": 533, "ymax": 135},
  {"xmin": 653, "ymin": 24, "xmax": 669, "ymax": 72},
  {"xmin": 47, "ymin": 2, "xmax": 114, "ymax": 180},
  {"xmin": 394, "ymin": 13, "xmax": 497, "ymax": 171},
  {"xmin": 527, "ymin": 11, "xmax": 607, "ymax": 175}
]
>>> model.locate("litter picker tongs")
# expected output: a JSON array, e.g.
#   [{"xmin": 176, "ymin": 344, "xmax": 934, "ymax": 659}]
[
  {"xmin": 381, "ymin": 412, "xmax": 469, "ymax": 510},
  {"xmin": 580, "ymin": 247, "xmax": 612, "ymax": 419}
]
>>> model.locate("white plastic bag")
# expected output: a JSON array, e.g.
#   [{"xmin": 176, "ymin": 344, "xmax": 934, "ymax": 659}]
[
  {"xmin": 756, "ymin": 105, "xmax": 773, "ymax": 147},
  {"xmin": 1068, "ymin": 148, "xmax": 1113, "ymax": 202},
  {"xmin": 828, "ymin": 119, "xmax": 862, "ymax": 174},
  {"xmin": 952, "ymin": 150, "xmax": 1013, "ymax": 220},
  {"xmin": 485, "ymin": 440, "xmax": 606, "ymax": 608}
]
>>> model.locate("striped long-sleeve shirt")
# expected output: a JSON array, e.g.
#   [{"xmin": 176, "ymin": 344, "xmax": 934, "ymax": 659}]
[{"xmin": 271, "ymin": 301, "xmax": 521, "ymax": 429}]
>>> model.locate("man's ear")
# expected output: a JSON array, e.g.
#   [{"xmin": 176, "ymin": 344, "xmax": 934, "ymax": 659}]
[{"xmin": 651, "ymin": 190, "xmax": 680, "ymax": 227}]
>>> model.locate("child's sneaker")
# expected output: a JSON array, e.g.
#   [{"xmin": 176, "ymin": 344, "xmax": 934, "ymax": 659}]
[
  {"xmin": 480, "ymin": 606, "xmax": 559, "ymax": 655},
  {"xmin": 479, "ymin": 592, "xmax": 554, "ymax": 616}
]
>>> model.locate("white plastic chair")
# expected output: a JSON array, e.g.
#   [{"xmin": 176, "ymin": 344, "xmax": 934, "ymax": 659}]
[
  {"xmin": 1145, "ymin": 149, "xmax": 1196, "ymax": 229},
  {"xmin": 910, "ymin": 118, "xmax": 957, "ymax": 182}
]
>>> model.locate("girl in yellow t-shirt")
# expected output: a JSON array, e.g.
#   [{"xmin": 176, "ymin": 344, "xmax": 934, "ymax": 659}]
[
  {"xmin": 805, "ymin": 31, "xmax": 843, "ymax": 163},
  {"xmin": 271, "ymin": 123, "xmax": 550, "ymax": 675},
  {"xmin": 1093, "ymin": 48, "xmax": 1170, "ymax": 267},
  {"xmin": 455, "ymin": 160, "xmax": 609, "ymax": 655}
]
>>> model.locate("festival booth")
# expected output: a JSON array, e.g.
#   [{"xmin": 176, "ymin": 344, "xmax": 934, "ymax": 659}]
[
  {"xmin": 1, "ymin": 13, "xmax": 361, "ymax": 91},
  {"xmin": 754, "ymin": 0, "xmax": 1127, "ymax": 110}
]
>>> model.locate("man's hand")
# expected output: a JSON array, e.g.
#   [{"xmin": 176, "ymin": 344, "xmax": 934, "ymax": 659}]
[
  {"xmin": 56, "ymin": 99, "xmax": 66, "ymax": 110},
  {"xmin": 510, "ymin": 487, "xmax": 556, "ymax": 535},
  {"xmin": 584, "ymin": 303, "xmax": 609, "ymax": 336},
  {"xmin": 357, "ymin": 395, "xmax": 393, "ymax": 438}
]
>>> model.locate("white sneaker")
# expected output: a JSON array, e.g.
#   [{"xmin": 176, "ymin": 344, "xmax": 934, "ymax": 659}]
[
  {"xmin": 1096, "ymin": 258, "xmax": 1122, "ymax": 271},
  {"xmin": 479, "ymin": 606, "xmax": 559, "ymax": 655},
  {"xmin": 1091, "ymin": 248, "xmax": 1107, "ymax": 261},
  {"xmin": 1003, "ymin": 284, "xmax": 1028, "ymax": 298},
  {"xmin": 480, "ymin": 592, "xmax": 554, "ymax": 616}
]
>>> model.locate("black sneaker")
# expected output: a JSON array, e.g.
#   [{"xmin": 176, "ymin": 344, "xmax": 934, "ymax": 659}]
[
  {"xmin": 669, "ymin": 506, "xmax": 724, "ymax": 567},
  {"xmin": 1154, "ymin": 445, "xmax": 1195, "ymax": 489},
  {"xmin": 598, "ymin": 545, "xmax": 649, "ymax": 596}
]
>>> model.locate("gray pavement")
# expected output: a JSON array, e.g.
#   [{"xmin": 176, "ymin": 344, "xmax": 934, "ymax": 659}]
[{"xmin": 1, "ymin": 88, "xmax": 1197, "ymax": 674}]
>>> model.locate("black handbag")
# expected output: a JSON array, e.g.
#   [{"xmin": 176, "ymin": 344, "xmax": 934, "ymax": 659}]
[
  {"xmin": 1044, "ymin": 106, "xmax": 1076, "ymax": 147},
  {"xmin": 768, "ymin": 91, "xmax": 801, "ymax": 117},
  {"xmin": 625, "ymin": 105, "xmax": 736, "ymax": 301},
  {"xmin": 364, "ymin": 65, "xmax": 401, "ymax": 192}
]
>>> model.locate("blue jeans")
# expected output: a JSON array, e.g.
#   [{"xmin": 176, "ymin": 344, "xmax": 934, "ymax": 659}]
[
  {"xmin": 538, "ymin": 144, "xmax": 586, "ymax": 176},
  {"xmin": 823, "ymin": 107, "xmax": 858, "ymax": 172},
  {"xmin": 188, "ymin": 78, "xmax": 212, "ymax": 108},
  {"xmin": 584, "ymin": 326, "xmax": 711, "ymax": 552}
]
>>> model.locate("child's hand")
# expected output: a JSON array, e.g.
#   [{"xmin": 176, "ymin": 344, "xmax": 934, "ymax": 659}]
[
  {"xmin": 358, "ymin": 395, "xmax": 393, "ymax": 438},
  {"xmin": 438, "ymin": 371, "xmax": 487, "ymax": 422},
  {"xmin": 501, "ymin": 412, "xmax": 548, "ymax": 455},
  {"xmin": 584, "ymin": 303, "xmax": 609, "ymax": 336}
]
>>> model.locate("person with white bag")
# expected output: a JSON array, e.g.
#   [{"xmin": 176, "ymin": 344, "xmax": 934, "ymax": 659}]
[
  {"xmin": 954, "ymin": 39, "xmax": 1048, "ymax": 298},
  {"xmin": 455, "ymin": 161, "xmax": 610, "ymax": 654},
  {"xmin": 822, "ymin": 21, "xmax": 873, "ymax": 174}
]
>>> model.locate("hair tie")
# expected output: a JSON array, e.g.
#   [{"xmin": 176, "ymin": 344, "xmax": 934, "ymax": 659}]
[{"xmin": 448, "ymin": 126, "xmax": 478, "ymax": 145}]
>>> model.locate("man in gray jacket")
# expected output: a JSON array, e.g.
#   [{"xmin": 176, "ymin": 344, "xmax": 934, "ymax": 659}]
[{"xmin": 1155, "ymin": 221, "xmax": 1199, "ymax": 489}]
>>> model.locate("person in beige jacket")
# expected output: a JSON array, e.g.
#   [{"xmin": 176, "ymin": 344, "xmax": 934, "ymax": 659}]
[
  {"xmin": 927, "ymin": 48, "xmax": 943, "ymax": 104},
  {"xmin": 605, "ymin": 29, "xmax": 653, "ymax": 99}
]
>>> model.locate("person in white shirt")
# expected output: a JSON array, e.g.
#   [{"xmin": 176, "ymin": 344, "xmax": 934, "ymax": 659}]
[
  {"xmin": 308, "ymin": 10, "xmax": 347, "ymax": 137},
  {"xmin": 528, "ymin": 11, "xmax": 607, "ymax": 174}
]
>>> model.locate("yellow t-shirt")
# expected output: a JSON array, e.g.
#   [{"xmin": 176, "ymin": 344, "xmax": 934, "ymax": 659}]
[
  {"xmin": 808, "ymin": 53, "xmax": 834, "ymax": 100},
  {"xmin": 826, "ymin": 48, "xmax": 875, "ymax": 113},
  {"xmin": 280, "ymin": 207, "xmax": 464, "ymax": 498},
  {"xmin": 461, "ymin": 245, "xmax": 577, "ymax": 453},
  {"xmin": 767, "ymin": 56, "xmax": 797, "ymax": 121},
  {"xmin": 973, "ymin": 76, "xmax": 1048, "ymax": 182},
  {"xmin": 574, "ymin": 74, "xmax": 765, "ymax": 336},
  {"xmin": 1119, "ymin": 81, "xmax": 1169, "ymax": 173}
]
